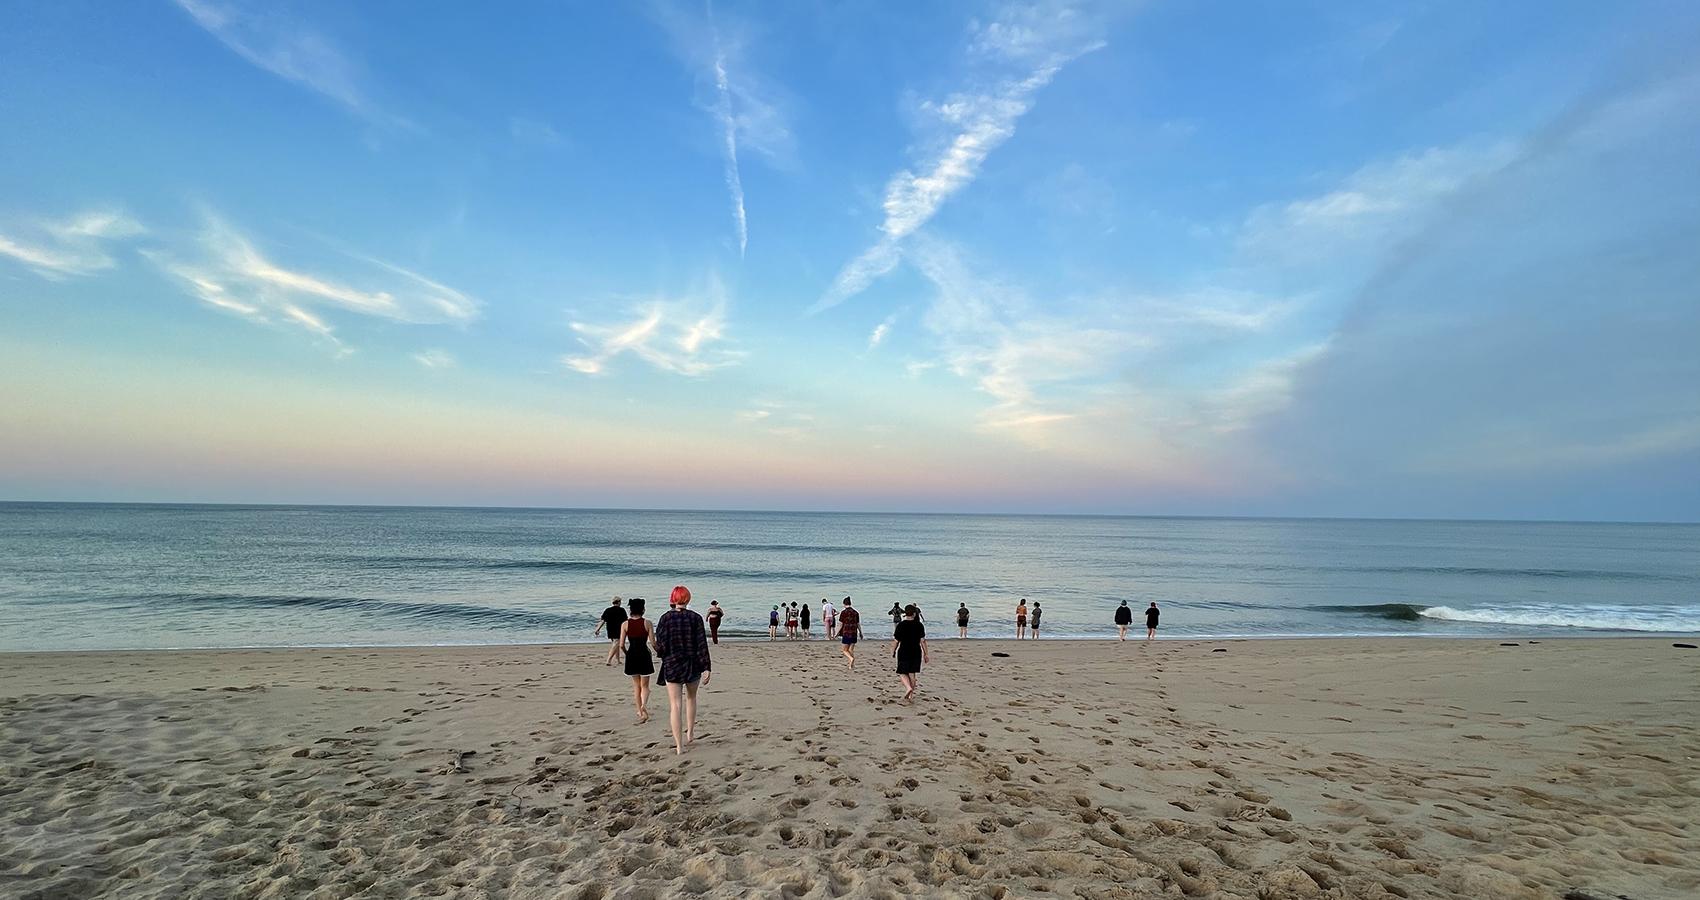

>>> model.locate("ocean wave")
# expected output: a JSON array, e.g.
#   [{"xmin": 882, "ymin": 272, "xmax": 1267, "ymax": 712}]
[
  {"xmin": 1417, "ymin": 604, "xmax": 1700, "ymax": 632},
  {"xmin": 116, "ymin": 592, "xmax": 583, "ymax": 630},
  {"xmin": 1307, "ymin": 603, "xmax": 1427, "ymax": 621}
]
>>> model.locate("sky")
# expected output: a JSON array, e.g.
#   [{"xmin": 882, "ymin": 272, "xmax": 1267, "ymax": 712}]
[{"xmin": 1, "ymin": 1, "xmax": 1697, "ymax": 521}]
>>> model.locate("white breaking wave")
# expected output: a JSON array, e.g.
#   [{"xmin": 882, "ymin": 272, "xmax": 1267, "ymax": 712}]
[{"xmin": 1419, "ymin": 605, "xmax": 1700, "ymax": 633}]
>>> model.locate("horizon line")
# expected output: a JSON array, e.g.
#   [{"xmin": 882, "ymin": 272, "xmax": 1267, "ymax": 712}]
[{"xmin": 1, "ymin": 498, "xmax": 1694, "ymax": 527}]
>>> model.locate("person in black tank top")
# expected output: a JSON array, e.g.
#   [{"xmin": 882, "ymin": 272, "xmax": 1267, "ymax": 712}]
[{"xmin": 621, "ymin": 598, "xmax": 654, "ymax": 723}]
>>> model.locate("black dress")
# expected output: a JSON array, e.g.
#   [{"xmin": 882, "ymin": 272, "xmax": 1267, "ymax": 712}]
[
  {"xmin": 624, "ymin": 619, "xmax": 654, "ymax": 676},
  {"xmin": 894, "ymin": 619, "xmax": 925, "ymax": 674}
]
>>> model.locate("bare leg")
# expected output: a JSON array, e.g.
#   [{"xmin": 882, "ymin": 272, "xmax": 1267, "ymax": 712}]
[
  {"xmin": 640, "ymin": 677, "xmax": 651, "ymax": 721},
  {"xmin": 683, "ymin": 681, "xmax": 700, "ymax": 745},
  {"xmin": 1146, "ymin": 627, "xmax": 1155, "ymax": 642},
  {"xmin": 1118, "ymin": 625, "xmax": 1126, "ymax": 642},
  {"xmin": 667, "ymin": 682, "xmax": 686, "ymax": 754},
  {"xmin": 900, "ymin": 673, "xmax": 916, "ymax": 701},
  {"xmin": 631, "ymin": 676, "xmax": 645, "ymax": 722},
  {"xmin": 606, "ymin": 641, "xmax": 619, "ymax": 665}
]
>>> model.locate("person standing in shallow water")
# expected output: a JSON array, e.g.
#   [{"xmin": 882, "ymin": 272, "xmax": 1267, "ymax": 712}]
[
  {"xmin": 705, "ymin": 600, "xmax": 723, "ymax": 645},
  {"xmin": 891, "ymin": 604, "xmax": 928, "ymax": 701},
  {"xmin": 1115, "ymin": 600, "xmax": 1133, "ymax": 641},
  {"xmin": 888, "ymin": 602, "xmax": 903, "ymax": 636},
  {"xmin": 800, "ymin": 602, "xmax": 811, "ymax": 640},
  {"xmin": 821, "ymin": 598, "xmax": 836, "ymax": 645},
  {"xmin": 619, "ymin": 597, "xmax": 653, "ymax": 723},
  {"xmin": 1015, "ymin": 599, "xmax": 1028, "ymax": 640},
  {"xmin": 1029, "ymin": 601, "xmax": 1042, "ymax": 639},
  {"xmin": 655, "ymin": 585, "xmax": 711, "ymax": 755},
  {"xmin": 838, "ymin": 598, "xmax": 862, "ymax": 670},
  {"xmin": 1145, "ymin": 602, "xmax": 1160, "ymax": 641},
  {"xmin": 956, "ymin": 603, "xmax": 970, "ymax": 638},
  {"xmin": 594, "ymin": 596, "xmax": 627, "ymax": 666},
  {"xmin": 768, "ymin": 605, "xmax": 780, "ymax": 641}
]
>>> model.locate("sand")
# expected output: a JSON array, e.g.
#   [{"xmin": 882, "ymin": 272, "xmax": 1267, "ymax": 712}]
[{"xmin": 1, "ymin": 637, "xmax": 1696, "ymax": 899}]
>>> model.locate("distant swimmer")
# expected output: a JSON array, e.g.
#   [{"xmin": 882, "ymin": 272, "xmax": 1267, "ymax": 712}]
[
  {"xmin": 596, "ymin": 596, "xmax": 628, "ymax": 666},
  {"xmin": 1015, "ymin": 599, "xmax": 1028, "ymax": 640},
  {"xmin": 1030, "ymin": 601, "xmax": 1042, "ymax": 639},
  {"xmin": 956, "ymin": 603, "xmax": 970, "ymax": 638},
  {"xmin": 1146, "ymin": 602, "xmax": 1160, "ymax": 641},
  {"xmin": 1114, "ymin": 600, "xmax": 1133, "ymax": 641},
  {"xmin": 838, "ymin": 598, "xmax": 863, "ymax": 670}
]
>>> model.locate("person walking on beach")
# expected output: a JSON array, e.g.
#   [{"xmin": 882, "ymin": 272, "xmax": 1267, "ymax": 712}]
[
  {"xmin": 1029, "ymin": 601, "xmax": 1042, "ymax": 639},
  {"xmin": 655, "ymin": 585, "xmax": 712, "ymax": 755},
  {"xmin": 769, "ymin": 605, "xmax": 780, "ymax": 641},
  {"xmin": 838, "ymin": 598, "xmax": 862, "ymax": 670},
  {"xmin": 1015, "ymin": 599, "xmax": 1028, "ymax": 640},
  {"xmin": 956, "ymin": 603, "xmax": 970, "ymax": 638},
  {"xmin": 888, "ymin": 602, "xmax": 903, "ymax": 636},
  {"xmin": 1145, "ymin": 602, "xmax": 1160, "ymax": 641},
  {"xmin": 801, "ymin": 602, "xmax": 812, "ymax": 639},
  {"xmin": 1114, "ymin": 600, "xmax": 1133, "ymax": 641},
  {"xmin": 821, "ymin": 598, "xmax": 836, "ymax": 644},
  {"xmin": 706, "ymin": 600, "xmax": 724, "ymax": 645},
  {"xmin": 595, "ymin": 596, "xmax": 627, "ymax": 666},
  {"xmin": 891, "ymin": 604, "xmax": 928, "ymax": 701},
  {"xmin": 619, "ymin": 598, "xmax": 654, "ymax": 723}
]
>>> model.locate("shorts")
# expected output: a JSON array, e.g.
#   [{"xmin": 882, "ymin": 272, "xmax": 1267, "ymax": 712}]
[{"xmin": 841, "ymin": 635, "xmax": 858, "ymax": 645}]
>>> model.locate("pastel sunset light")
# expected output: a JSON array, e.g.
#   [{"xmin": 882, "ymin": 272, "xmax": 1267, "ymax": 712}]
[{"xmin": 2, "ymin": 1, "xmax": 1696, "ymax": 520}]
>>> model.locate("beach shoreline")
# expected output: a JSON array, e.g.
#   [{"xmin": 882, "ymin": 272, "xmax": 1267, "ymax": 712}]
[{"xmin": 3, "ymin": 637, "xmax": 1696, "ymax": 898}]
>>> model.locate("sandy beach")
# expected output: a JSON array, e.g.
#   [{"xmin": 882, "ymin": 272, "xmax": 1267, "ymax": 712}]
[{"xmin": 2, "ymin": 637, "xmax": 1696, "ymax": 899}]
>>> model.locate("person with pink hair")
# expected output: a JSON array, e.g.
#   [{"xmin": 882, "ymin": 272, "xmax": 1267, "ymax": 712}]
[{"xmin": 654, "ymin": 585, "xmax": 712, "ymax": 754}]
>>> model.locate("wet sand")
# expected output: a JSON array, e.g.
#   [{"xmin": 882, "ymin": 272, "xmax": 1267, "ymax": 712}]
[{"xmin": 2, "ymin": 637, "xmax": 1697, "ymax": 899}]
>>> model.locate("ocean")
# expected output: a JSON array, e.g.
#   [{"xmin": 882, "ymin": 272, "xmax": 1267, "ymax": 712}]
[{"xmin": 1, "ymin": 502, "xmax": 1695, "ymax": 651}]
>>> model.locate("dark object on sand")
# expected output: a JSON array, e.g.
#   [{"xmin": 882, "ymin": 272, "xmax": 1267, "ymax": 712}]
[
  {"xmin": 1211, "ymin": 648, "xmax": 1226, "ymax": 653},
  {"xmin": 991, "ymin": 652, "xmax": 1010, "ymax": 657},
  {"xmin": 452, "ymin": 750, "xmax": 477, "ymax": 773},
  {"xmin": 1499, "ymin": 642, "xmax": 1520, "ymax": 647},
  {"xmin": 1674, "ymin": 643, "xmax": 1697, "ymax": 649},
  {"xmin": 1564, "ymin": 889, "xmax": 1635, "ymax": 900}
]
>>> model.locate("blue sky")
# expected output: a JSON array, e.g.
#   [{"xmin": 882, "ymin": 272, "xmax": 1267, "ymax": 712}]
[{"xmin": 1, "ymin": 0, "xmax": 1697, "ymax": 520}]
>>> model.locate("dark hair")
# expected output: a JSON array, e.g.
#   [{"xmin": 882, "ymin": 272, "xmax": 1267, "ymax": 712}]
[
  {"xmin": 843, "ymin": 597, "xmax": 852, "ymax": 605},
  {"xmin": 904, "ymin": 604, "xmax": 920, "ymax": 618},
  {"xmin": 629, "ymin": 597, "xmax": 645, "ymax": 616}
]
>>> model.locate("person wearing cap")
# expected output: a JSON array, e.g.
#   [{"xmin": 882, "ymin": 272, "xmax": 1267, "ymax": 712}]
[
  {"xmin": 956, "ymin": 603, "xmax": 970, "ymax": 638},
  {"xmin": 1115, "ymin": 599, "xmax": 1133, "ymax": 641},
  {"xmin": 594, "ymin": 596, "xmax": 627, "ymax": 666},
  {"xmin": 769, "ymin": 605, "xmax": 780, "ymax": 641}
]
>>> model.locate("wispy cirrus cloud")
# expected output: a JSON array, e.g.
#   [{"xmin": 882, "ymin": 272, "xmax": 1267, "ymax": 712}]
[
  {"xmin": 148, "ymin": 213, "xmax": 477, "ymax": 351},
  {"xmin": 912, "ymin": 239, "xmax": 1134, "ymax": 437},
  {"xmin": 563, "ymin": 275, "xmax": 742, "ymax": 376},
  {"xmin": 173, "ymin": 0, "xmax": 410, "ymax": 130},
  {"xmin": 412, "ymin": 349, "xmax": 457, "ymax": 369},
  {"xmin": 651, "ymin": 1, "xmax": 792, "ymax": 257},
  {"xmin": 0, "ymin": 209, "xmax": 144, "ymax": 279},
  {"xmin": 812, "ymin": 3, "xmax": 1105, "ymax": 313}
]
